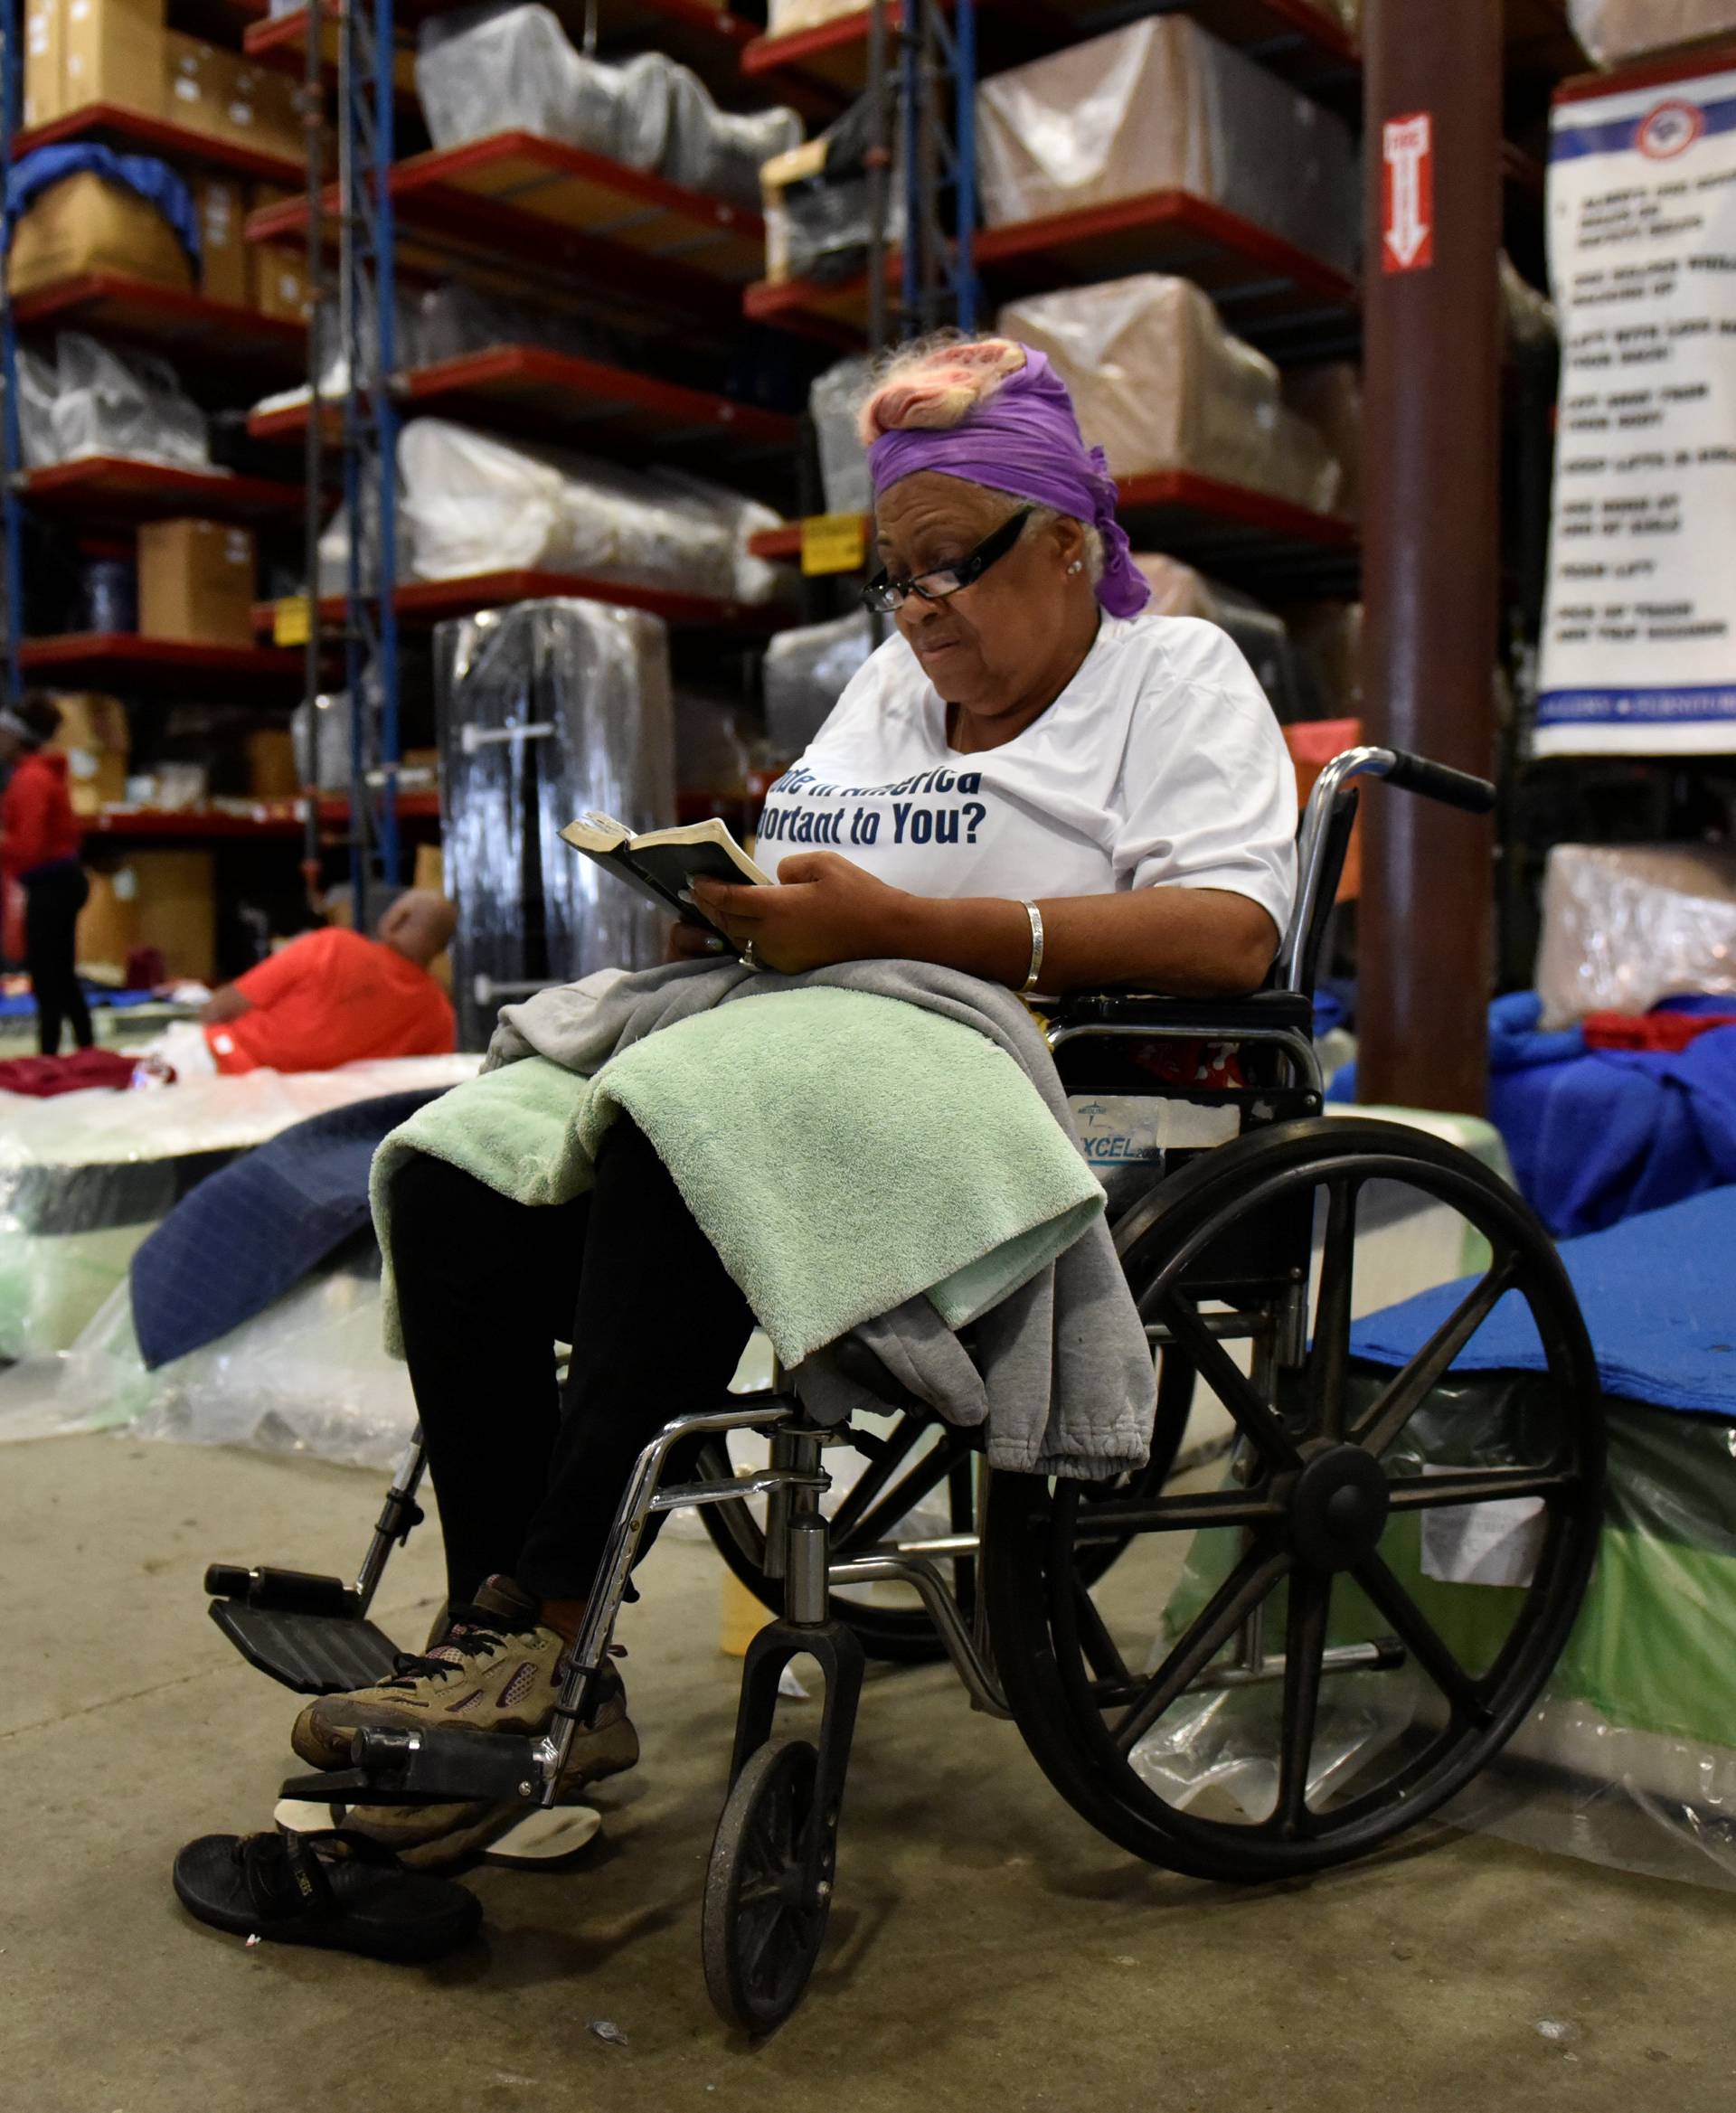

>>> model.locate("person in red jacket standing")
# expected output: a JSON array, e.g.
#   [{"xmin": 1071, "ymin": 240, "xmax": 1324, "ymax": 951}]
[{"xmin": 0, "ymin": 693, "xmax": 92, "ymax": 1057}]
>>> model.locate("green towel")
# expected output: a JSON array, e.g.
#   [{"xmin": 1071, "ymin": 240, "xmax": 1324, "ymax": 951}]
[{"xmin": 373, "ymin": 986, "xmax": 1104, "ymax": 1369}]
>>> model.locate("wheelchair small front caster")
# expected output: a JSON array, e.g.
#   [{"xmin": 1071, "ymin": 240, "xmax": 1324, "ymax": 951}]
[{"xmin": 703, "ymin": 1739, "xmax": 835, "ymax": 2033}]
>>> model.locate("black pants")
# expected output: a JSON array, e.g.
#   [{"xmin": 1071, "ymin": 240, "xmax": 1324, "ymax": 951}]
[
  {"xmin": 24, "ymin": 863, "xmax": 92, "ymax": 1059},
  {"xmin": 387, "ymin": 1118, "xmax": 757, "ymax": 1607}
]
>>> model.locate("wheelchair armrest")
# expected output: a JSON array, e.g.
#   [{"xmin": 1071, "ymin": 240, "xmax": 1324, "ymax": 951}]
[{"xmin": 1045, "ymin": 987, "xmax": 1316, "ymax": 1039}]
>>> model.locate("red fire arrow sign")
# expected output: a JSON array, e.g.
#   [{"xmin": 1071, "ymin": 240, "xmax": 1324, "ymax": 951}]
[{"xmin": 1382, "ymin": 112, "xmax": 1434, "ymax": 273}]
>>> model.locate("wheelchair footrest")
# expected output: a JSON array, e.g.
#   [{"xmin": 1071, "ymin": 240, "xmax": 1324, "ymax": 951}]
[
  {"xmin": 280, "ymin": 1726, "xmax": 544, "ymax": 1808},
  {"xmin": 208, "ymin": 1599, "xmax": 401, "ymax": 1696}
]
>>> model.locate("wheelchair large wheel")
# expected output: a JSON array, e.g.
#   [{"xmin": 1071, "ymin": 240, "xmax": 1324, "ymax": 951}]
[
  {"xmin": 983, "ymin": 1118, "xmax": 1605, "ymax": 1883},
  {"xmin": 698, "ymin": 1356, "xmax": 1194, "ymax": 1665}
]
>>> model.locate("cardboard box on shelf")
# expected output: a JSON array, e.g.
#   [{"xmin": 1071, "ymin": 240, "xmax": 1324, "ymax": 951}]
[
  {"xmin": 222, "ymin": 61, "xmax": 308, "ymax": 161},
  {"xmin": 191, "ymin": 175, "xmax": 248, "ymax": 306},
  {"xmin": 61, "ymin": 0, "xmax": 165, "ymax": 119},
  {"xmin": 137, "ymin": 518, "xmax": 258, "ymax": 646},
  {"xmin": 245, "ymin": 727, "xmax": 298, "ymax": 798},
  {"xmin": 76, "ymin": 849, "xmax": 216, "ymax": 982},
  {"xmin": 49, "ymin": 692, "xmax": 129, "ymax": 816},
  {"xmin": 249, "ymin": 189, "xmax": 313, "ymax": 323},
  {"xmin": 6, "ymin": 171, "xmax": 193, "ymax": 297},
  {"xmin": 162, "ymin": 32, "xmax": 222, "ymax": 135},
  {"xmin": 23, "ymin": 0, "xmax": 63, "ymax": 127}
]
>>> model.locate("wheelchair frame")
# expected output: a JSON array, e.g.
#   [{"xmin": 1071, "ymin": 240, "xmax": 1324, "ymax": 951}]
[{"xmin": 207, "ymin": 744, "xmax": 1602, "ymax": 2031}]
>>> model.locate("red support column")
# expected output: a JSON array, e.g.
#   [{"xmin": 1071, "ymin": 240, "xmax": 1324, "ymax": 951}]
[{"xmin": 1357, "ymin": 0, "xmax": 1503, "ymax": 1115}]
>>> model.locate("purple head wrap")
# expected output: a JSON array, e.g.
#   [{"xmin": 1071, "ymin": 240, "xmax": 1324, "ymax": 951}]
[{"xmin": 865, "ymin": 347, "xmax": 1150, "ymax": 619}]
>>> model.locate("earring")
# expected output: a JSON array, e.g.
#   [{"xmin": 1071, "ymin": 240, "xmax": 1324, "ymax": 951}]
[{"xmin": 1067, "ymin": 560, "xmax": 1083, "ymax": 575}]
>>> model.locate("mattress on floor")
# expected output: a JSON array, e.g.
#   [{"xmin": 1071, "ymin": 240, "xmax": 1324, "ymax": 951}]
[{"xmin": 0, "ymin": 1055, "xmax": 478, "ymax": 1360}]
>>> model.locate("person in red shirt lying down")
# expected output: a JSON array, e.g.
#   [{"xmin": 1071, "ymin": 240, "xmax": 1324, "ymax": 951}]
[{"xmin": 198, "ymin": 889, "xmax": 458, "ymax": 1076}]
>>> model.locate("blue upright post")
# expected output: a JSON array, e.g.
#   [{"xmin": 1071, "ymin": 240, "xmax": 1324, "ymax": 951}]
[
  {"xmin": 900, "ymin": 8, "xmax": 921, "ymax": 327},
  {"xmin": 952, "ymin": 0, "xmax": 976, "ymax": 333},
  {"xmin": 371, "ymin": 0, "xmax": 400, "ymax": 891},
  {"xmin": 0, "ymin": 0, "xmax": 25, "ymax": 703}
]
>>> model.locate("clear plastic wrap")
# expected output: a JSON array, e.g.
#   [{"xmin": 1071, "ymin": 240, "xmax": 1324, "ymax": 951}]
[
  {"xmin": 808, "ymin": 355, "xmax": 872, "ymax": 516},
  {"xmin": 762, "ymin": 88, "xmax": 902, "ymax": 284},
  {"xmin": 1568, "ymin": 0, "xmax": 1736, "ymax": 63},
  {"xmin": 762, "ymin": 610, "xmax": 874, "ymax": 760},
  {"xmin": 412, "ymin": 279, "xmax": 618, "ymax": 367},
  {"xmin": 37, "ymin": 332, "xmax": 208, "ymax": 470},
  {"xmin": 0, "ymin": 1056, "xmax": 477, "ymax": 1361},
  {"xmin": 0, "ymin": 1255, "xmax": 420, "ymax": 1468},
  {"xmin": 664, "ymin": 62, "xmax": 801, "ymax": 212},
  {"xmin": 14, "ymin": 344, "xmax": 60, "ymax": 469},
  {"xmin": 398, "ymin": 418, "xmax": 782, "ymax": 603},
  {"xmin": 999, "ymin": 275, "xmax": 1344, "ymax": 514},
  {"xmin": 436, "ymin": 598, "xmax": 676, "ymax": 1049},
  {"xmin": 1535, "ymin": 844, "xmax": 1736, "ymax": 1027},
  {"xmin": 976, "ymin": 18, "xmax": 1359, "ymax": 275},
  {"xmin": 416, "ymin": 5, "xmax": 671, "ymax": 168},
  {"xmin": 1134, "ymin": 555, "xmax": 1309, "ymax": 723},
  {"xmin": 1281, "ymin": 362, "xmax": 1361, "ymax": 520}
]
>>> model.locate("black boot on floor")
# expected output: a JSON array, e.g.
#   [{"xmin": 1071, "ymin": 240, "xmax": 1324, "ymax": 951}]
[{"xmin": 173, "ymin": 1827, "xmax": 482, "ymax": 1963}]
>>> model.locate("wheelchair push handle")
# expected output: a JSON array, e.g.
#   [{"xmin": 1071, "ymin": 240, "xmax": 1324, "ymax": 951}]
[{"xmin": 1377, "ymin": 749, "xmax": 1496, "ymax": 816}]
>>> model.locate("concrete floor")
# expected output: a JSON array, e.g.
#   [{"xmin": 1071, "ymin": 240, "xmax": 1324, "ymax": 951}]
[{"xmin": 7, "ymin": 1433, "xmax": 1736, "ymax": 2113}]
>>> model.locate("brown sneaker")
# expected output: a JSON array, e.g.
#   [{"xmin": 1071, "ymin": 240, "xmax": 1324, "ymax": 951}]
[{"xmin": 289, "ymin": 1576, "xmax": 635, "ymax": 1780}]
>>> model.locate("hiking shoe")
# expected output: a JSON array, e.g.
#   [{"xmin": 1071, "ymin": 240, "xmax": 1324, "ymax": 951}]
[{"xmin": 289, "ymin": 1576, "xmax": 637, "ymax": 1783}]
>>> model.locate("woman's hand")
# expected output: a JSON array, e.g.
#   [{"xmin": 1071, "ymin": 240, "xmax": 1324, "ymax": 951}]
[
  {"xmin": 689, "ymin": 852, "xmax": 918, "ymax": 973},
  {"xmin": 666, "ymin": 919, "xmax": 727, "ymax": 963}
]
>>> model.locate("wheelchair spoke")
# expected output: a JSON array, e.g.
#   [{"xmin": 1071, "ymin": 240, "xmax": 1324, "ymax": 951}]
[
  {"xmin": 1156, "ymin": 1293, "xmax": 1303, "ymax": 1469},
  {"xmin": 845, "ymin": 1430, "xmax": 973, "ymax": 1553},
  {"xmin": 1350, "ymin": 1254, "xmax": 1523, "ymax": 1459},
  {"xmin": 1310, "ymin": 1178, "xmax": 1359, "ymax": 1439},
  {"xmin": 1383, "ymin": 1466, "xmax": 1574, "ymax": 1511},
  {"xmin": 1071, "ymin": 1576, "xmax": 1132, "ymax": 1688},
  {"xmin": 1112, "ymin": 1543, "xmax": 1292, "ymax": 1756},
  {"xmin": 1352, "ymin": 1550, "xmax": 1491, "ymax": 1724},
  {"xmin": 1273, "ymin": 1567, "xmax": 1332, "ymax": 1838},
  {"xmin": 828, "ymin": 1414, "xmax": 929, "ymax": 1546},
  {"xmin": 1070, "ymin": 1488, "xmax": 1285, "ymax": 1541}
]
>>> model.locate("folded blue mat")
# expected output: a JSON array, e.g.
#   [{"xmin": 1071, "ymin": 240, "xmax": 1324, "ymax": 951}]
[
  {"xmin": 1351, "ymin": 1186, "xmax": 1736, "ymax": 1419},
  {"xmin": 130, "ymin": 1090, "xmax": 445, "ymax": 1369}
]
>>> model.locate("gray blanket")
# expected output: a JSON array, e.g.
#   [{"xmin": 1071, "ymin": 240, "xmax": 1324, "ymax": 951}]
[{"xmin": 489, "ymin": 957, "xmax": 1156, "ymax": 1478}]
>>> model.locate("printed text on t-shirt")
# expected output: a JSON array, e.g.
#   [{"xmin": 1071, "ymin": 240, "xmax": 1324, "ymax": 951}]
[{"xmin": 758, "ymin": 763, "xmax": 989, "ymax": 850}]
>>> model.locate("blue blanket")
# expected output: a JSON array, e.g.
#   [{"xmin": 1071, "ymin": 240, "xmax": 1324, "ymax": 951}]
[
  {"xmin": 1351, "ymin": 1186, "xmax": 1736, "ymax": 1420},
  {"xmin": 130, "ymin": 1090, "xmax": 443, "ymax": 1369},
  {"xmin": 1333, "ymin": 991, "xmax": 1736, "ymax": 1238}
]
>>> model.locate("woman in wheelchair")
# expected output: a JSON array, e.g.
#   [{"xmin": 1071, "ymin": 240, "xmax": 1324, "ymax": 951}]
[{"xmin": 290, "ymin": 335, "xmax": 1298, "ymax": 1868}]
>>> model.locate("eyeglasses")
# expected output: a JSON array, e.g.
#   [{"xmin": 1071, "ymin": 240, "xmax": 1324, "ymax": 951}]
[{"xmin": 861, "ymin": 507, "xmax": 1033, "ymax": 615}]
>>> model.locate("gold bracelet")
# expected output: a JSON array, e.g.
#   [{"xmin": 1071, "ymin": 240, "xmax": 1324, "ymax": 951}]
[{"xmin": 1019, "ymin": 900, "xmax": 1045, "ymax": 995}]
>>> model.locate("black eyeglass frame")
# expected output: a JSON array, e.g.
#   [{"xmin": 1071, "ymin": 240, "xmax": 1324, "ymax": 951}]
[{"xmin": 860, "ymin": 506, "xmax": 1035, "ymax": 615}]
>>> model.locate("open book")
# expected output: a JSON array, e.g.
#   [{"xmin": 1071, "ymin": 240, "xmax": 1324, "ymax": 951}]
[{"xmin": 560, "ymin": 811, "xmax": 771, "ymax": 932}]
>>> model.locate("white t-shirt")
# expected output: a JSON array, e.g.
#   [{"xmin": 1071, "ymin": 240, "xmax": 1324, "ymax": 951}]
[{"xmin": 756, "ymin": 612, "xmax": 1297, "ymax": 937}]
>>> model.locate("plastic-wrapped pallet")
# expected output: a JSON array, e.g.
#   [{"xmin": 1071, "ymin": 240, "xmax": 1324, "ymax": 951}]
[
  {"xmin": 999, "ymin": 275, "xmax": 1344, "ymax": 514},
  {"xmin": 809, "ymin": 355, "xmax": 873, "ymax": 515},
  {"xmin": 37, "ymin": 333, "xmax": 208, "ymax": 470},
  {"xmin": 1134, "ymin": 556, "xmax": 1308, "ymax": 724},
  {"xmin": 1281, "ymin": 363, "xmax": 1361, "ymax": 519},
  {"xmin": 416, "ymin": 6, "xmax": 798, "ymax": 211},
  {"xmin": 1535, "ymin": 844, "xmax": 1736, "ymax": 1027},
  {"xmin": 437, "ymin": 599, "xmax": 677, "ymax": 1049},
  {"xmin": 976, "ymin": 18, "xmax": 1359, "ymax": 275},
  {"xmin": 416, "ymin": 5, "xmax": 672, "ymax": 166},
  {"xmin": 763, "ymin": 610, "xmax": 875, "ymax": 759},
  {"xmin": 1568, "ymin": 0, "xmax": 1736, "ymax": 61},
  {"xmin": 11, "ymin": 344, "xmax": 59, "ymax": 469},
  {"xmin": 762, "ymin": 86, "xmax": 901, "ymax": 284},
  {"xmin": 398, "ymin": 418, "xmax": 784, "ymax": 604},
  {"xmin": 664, "ymin": 63, "xmax": 801, "ymax": 212}
]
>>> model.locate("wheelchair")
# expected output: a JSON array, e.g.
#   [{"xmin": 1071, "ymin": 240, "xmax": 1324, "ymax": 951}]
[{"xmin": 203, "ymin": 744, "xmax": 1604, "ymax": 2033}]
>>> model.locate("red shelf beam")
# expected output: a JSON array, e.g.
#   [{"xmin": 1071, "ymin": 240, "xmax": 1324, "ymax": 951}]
[
  {"xmin": 87, "ymin": 792, "xmax": 443, "ymax": 843},
  {"xmin": 9, "ymin": 276, "xmax": 307, "ymax": 385},
  {"xmin": 24, "ymin": 458, "xmax": 305, "ymax": 527},
  {"xmin": 248, "ymin": 132, "xmax": 765, "ymax": 337},
  {"xmin": 256, "ymin": 571, "xmax": 786, "ymax": 637},
  {"xmin": 247, "ymin": 344, "xmax": 797, "ymax": 476},
  {"xmin": 747, "ymin": 192, "xmax": 1360, "ymax": 365},
  {"xmin": 18, "ymin": 634, "xmax": 306, "ymax": 697},
  {"xmin": 12, "ymin": 101, "xmax": 305, "ymax": 185},
  {"xmin": 749, "ymin": 471, "xmax": 1358, "ymax": 595}
]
